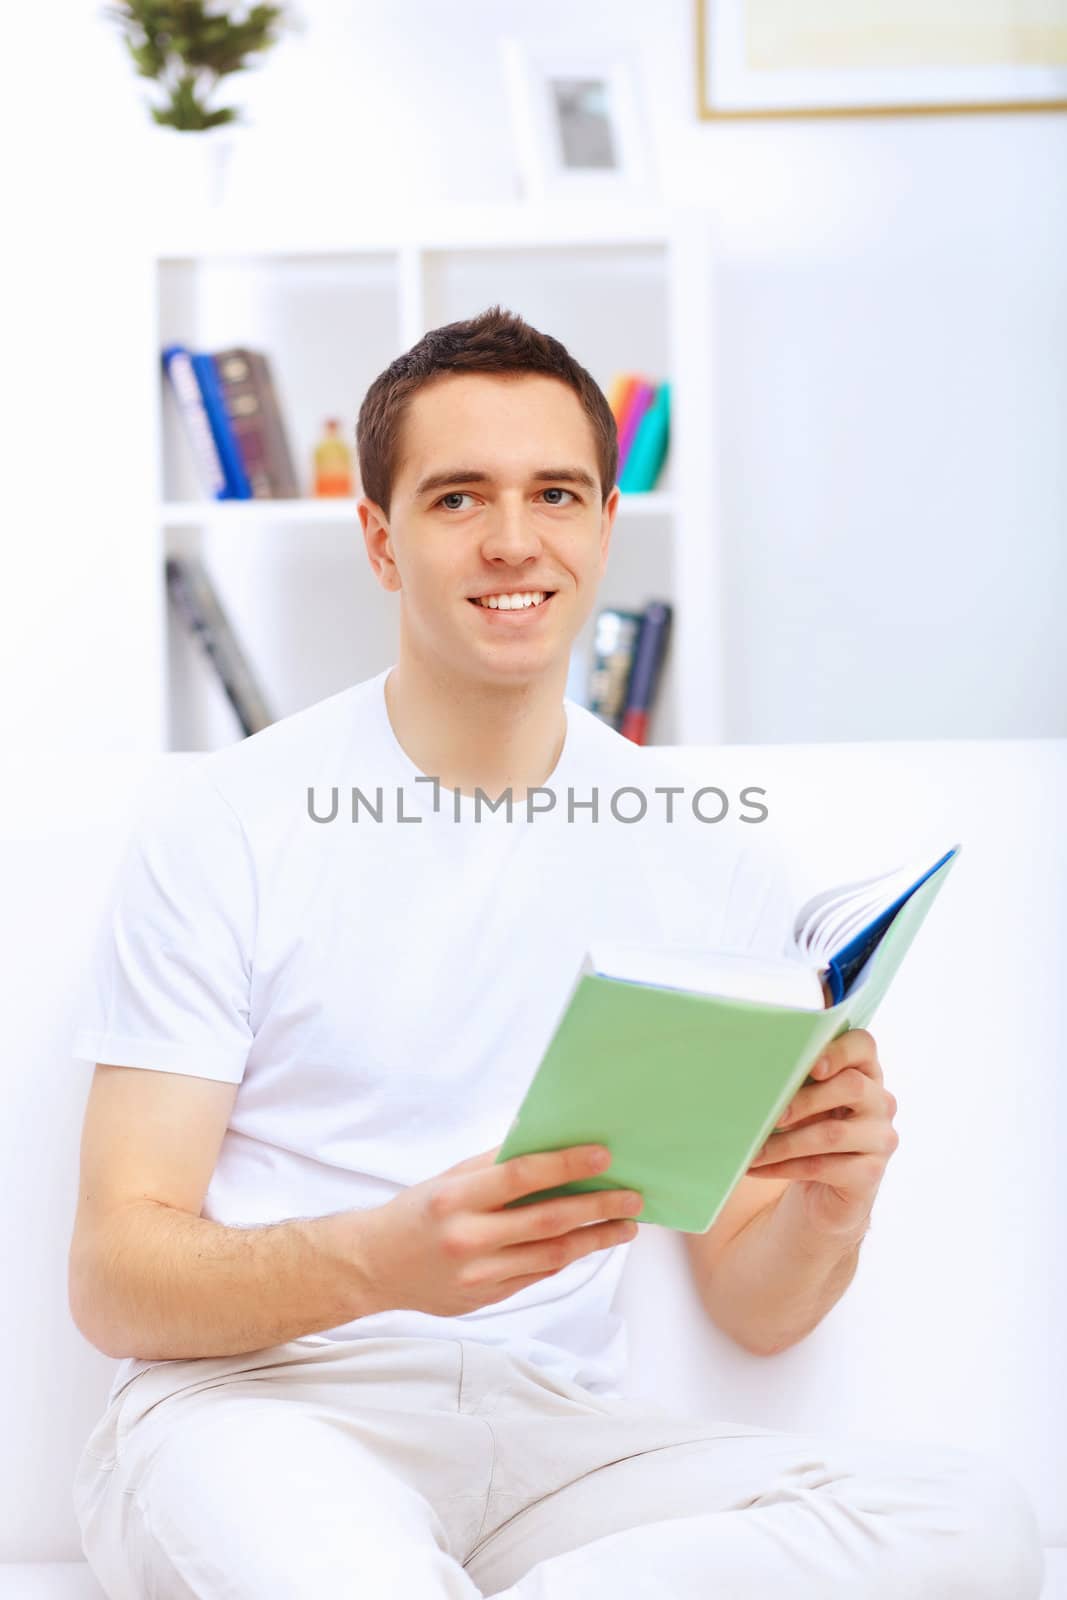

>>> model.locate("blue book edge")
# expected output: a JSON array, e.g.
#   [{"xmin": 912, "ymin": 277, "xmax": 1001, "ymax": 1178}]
[
  {"xmin": 190, "ymin": 352, "xmax": 252, "ymax": 500},
  {"xmin": 825, "ymin": 846, "xmax": 960, "ymax": 1004},
  {"xmin": 161, "ymin": 343, "xmax": 228, "ymax": 501},
  {"xmin": 588, "ymin": 844, "xmax": 960, "ymax": 1011}
]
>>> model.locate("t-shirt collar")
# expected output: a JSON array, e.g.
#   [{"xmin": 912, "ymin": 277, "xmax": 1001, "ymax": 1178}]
[{"xmin": 372, "ymin": 666, "xmax": 576, "ymax": 822}]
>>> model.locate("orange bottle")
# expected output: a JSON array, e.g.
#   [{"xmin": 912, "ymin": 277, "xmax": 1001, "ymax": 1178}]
[{"xmin": 313, "ymin": 418, "xmax": 354, "ymax": 497}]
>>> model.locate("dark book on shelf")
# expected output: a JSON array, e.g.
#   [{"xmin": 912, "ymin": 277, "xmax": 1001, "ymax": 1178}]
[
  {"xmin": 165, "ymin": 556, "xmax": 276, "ymax": 738},
  {"xmin": 214, "ymin": 347, "xmax": 300, "ymax": 499},
  {"xmin": 619, "ymin": 600, "xmax": 672, "ymax": 745},
  {"xmin": 587, "ymin": 607, "xmax": 642, "ymax": 730}
]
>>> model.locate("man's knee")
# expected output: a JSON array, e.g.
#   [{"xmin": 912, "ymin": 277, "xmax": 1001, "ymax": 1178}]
[{"xmin": 124, "ymin": 1398, "xmax": 460, "ymax": 1598}]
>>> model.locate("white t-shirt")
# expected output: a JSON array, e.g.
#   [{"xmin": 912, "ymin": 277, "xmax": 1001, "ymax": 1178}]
[{"xmin": 72, "ymin": 666, "xmax": 793, "ymax": 1404}]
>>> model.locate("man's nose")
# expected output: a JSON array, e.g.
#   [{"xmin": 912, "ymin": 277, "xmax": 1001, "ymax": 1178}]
[{"xmin": 480, "ymin": 501, "xmax": 544, "ymax": 563}]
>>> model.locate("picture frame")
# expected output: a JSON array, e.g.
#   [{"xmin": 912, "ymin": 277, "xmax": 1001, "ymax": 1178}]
[
  {"xmin": 500, "ymin": 39, "xmax": 659, "ymax": 205},
  {"xmin": 696, "ymin": 0, "xmax": 1067, "ymax": 120}
]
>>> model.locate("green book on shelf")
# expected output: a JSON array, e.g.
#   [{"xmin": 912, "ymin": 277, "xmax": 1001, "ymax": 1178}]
[{"xmin": 495, "ymin": 844, "xmax": 959, "ymax": 1233}]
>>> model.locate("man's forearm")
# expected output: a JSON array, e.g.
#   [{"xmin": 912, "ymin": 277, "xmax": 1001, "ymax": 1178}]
[
  {"xmin": 70, "ymin": 1201, "xmax": 384, "ymax": 1362},
  {"xmin": 700, "ymin": 1188, "xmax": 870, "ymax": 1357}
]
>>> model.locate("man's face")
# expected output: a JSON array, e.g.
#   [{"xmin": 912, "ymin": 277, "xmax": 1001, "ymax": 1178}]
[{"xmin": 359, "ymin": 371, "xmax": 619, "ymax": 689}]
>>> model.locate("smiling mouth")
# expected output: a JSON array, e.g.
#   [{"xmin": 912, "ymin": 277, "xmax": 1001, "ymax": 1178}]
[{"xmin": 467, "ymin": 591, "xmax": 558, "ymax": 611}]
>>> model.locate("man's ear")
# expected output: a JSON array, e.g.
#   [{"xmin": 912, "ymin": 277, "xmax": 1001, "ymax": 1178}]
[
  {"xmin": 359, "ymin": 496, "xmax": 401, "ymax": 593},
  {"xmin": 598, "ymin": 485, "xmax": 621, "ymax": 577}
]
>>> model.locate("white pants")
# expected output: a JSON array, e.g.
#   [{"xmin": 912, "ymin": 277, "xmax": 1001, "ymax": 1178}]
[{"xmin": 73, "ymin": 1334, "xmax": 1044, "ymax": 1599}]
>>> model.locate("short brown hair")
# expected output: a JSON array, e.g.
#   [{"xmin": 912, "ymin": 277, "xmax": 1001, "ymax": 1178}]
[{"xmin": 356, "ymin": 304, "xmax": 618, "ymax": 518}]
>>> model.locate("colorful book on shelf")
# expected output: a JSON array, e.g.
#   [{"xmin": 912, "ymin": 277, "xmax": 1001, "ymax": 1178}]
[
  {"xmin": 616, "ymin": 378, "xmax": 656, "ymax": 477},
  {"xmin": 619, "ymin": 601, "xmax": 672, "ymax": 745},
  {"xmin": 605, "ymin": 374, "xmax": 641, "ymax": 477},
  {"xmin": 619, "ymin": 383, "xmax": 670, "ymax": 494},
  {"xmin": 190, "ymin": 353, "xmax": 253, "ymax": 500},
  {"xmin": 586, "ymin": 607, "xmax": 642, "ymax": 730},
  {"xmin": 494, "ymin": 844, "xmax": 960, "ymax": 1233},
  {"xmin": 161, "ymin": 346, "xmax": 228, "ymax": 501},
  {"xmin": 605, "ymin": 373, "xmax": 636, "ymax": 426},
  {"xmin": 165, "ymin": 555, "xmax": 275, "ymax": 737},
  {"xmin": 214, "ymin": 347, "xmax": 300, "ymax": 499}
]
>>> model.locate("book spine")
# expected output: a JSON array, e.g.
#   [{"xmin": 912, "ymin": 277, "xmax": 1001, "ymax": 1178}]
[
  {"xmin": 161, "ymin": 345, "xmax": 228, "ymax": 500},
  {"xmin": 165, "ymin": 555, "xmax": 275, "ymax": 736},
  {"xmin": 619, "ymin": 601, "xmax": 673, "ymax": 745},
  {"xmin": 616, "ymin": 379, "xmax": 656, "ymax": 478},
  {"xmin": 608, "ymin": 374, "xmax": 641, "ymax": 478},
  {"xmin": 213, "ymin": 347, "xmax": 276, "ymax": 499},
  {"xmin": 587, "ymin": 607, "xmax": 642, "ymax": 729},
  {"xmin": 605, "ymin": 372, "xmax": 631, "ymax": 423},
  {"xmin": 618, "ymin": 382, "xmax": 671, "ymax": 493},
  {"xmin": 190, "ymin": 353, "xmax": 253, "ymax": 500},
  {"xmin": 608, "ymin": 373, "xmax": 639, "ymax": 429},
  {"xmin": 247, "ymin": 350, "xmax": 301, "ymax": 498}
]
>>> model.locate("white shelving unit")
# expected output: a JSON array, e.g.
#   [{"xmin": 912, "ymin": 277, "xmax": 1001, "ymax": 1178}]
[
  {"xmin": 160, "ymin": 492, "xmax": 676, "ymax": 526},
  {"xmin": 152, "ymin": 206, "xmax": 721, "ymax": 753}
]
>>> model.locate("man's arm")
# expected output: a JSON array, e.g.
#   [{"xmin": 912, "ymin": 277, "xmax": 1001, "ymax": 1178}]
[
  {"xmin": 682, "ymin": 1027, "xmax": 897, "ymax": 1356},
  {"xmin": 72, "ymin": 1196, "xmax": 384, "ymax": 1362},
  {"xmin": 69, "ymin": 1063, "xmax": 383, "ymax": 1361},
  {"xmin": 688, "ymin": 1183, "xmax": 869, "ymax": 1357}
]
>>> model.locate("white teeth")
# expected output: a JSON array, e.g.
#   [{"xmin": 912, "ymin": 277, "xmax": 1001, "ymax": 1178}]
[{"xmin": 476, "ymin": 591, "xmax": 546, "ymax": 610}]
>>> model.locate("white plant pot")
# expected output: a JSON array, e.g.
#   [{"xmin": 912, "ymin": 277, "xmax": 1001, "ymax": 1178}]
[{"xmin": 148, "ymin": 125, "xmax": 239, "ymax": 213}]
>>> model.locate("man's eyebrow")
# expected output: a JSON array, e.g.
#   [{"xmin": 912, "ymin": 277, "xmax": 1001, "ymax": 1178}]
[{"xmin": 413, "ymin": 466, "xmax": 597, "ymax": 498}]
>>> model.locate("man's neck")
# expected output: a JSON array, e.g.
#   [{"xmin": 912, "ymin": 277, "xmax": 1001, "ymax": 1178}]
[{"xmin": 384, "ymin": 658, "xmax": 568, "ymax": 802}]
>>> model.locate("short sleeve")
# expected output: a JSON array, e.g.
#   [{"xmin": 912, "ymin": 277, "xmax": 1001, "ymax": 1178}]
[{"xmin": 70, "ymin": 764, "xmax": 257, "ymax": 1083}]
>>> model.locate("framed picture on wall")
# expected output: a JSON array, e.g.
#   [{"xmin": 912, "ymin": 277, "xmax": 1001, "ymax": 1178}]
[
  {"xmin": 500, "ymin": 39, "xmax": 659, "ymax": 204},
  {"xmin": 696, "ymin": 0, "xmax": 1067, "ymax": 119}
]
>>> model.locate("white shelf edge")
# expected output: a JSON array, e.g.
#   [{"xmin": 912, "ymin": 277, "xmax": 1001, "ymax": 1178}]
[
  {"xmin": 159, "ymin": 493, "xmax": 674, "ymax": 526},
  {"xmin": 149, "ymin": 206, "xmax": 678, "ymax": 261}
]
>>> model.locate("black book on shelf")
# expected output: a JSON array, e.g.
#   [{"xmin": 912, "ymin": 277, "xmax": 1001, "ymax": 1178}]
[
  {"xmin": 214, "ymin": 347, "xmax": 301, "ymax": 499},
  {"xmin": 619, "ymin": 601, "xmax": 672, "ymax": 745},
  {"xmin": 165, "ymin": 556, "xmax": 276, "ymax": 738}
]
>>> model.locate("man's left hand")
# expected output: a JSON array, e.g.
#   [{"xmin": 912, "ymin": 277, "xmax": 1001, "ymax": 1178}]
[{"xmin": 746, "ymin": 1028, "xmax": 899, "ymax": 1237}]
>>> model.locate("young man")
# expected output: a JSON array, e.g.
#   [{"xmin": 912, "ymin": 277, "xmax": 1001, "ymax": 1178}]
[{"xmin": 68, "ymin": 307, "xmax": 1042, "ymax": 1598}]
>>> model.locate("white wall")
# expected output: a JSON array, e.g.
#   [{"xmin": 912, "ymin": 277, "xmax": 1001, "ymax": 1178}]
[{"xmin": 3, "ymin": 0, "xmax": 1065, "ymax": 751}]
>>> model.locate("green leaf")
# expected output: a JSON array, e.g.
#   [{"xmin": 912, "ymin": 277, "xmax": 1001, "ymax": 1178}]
[{"xmin": 109, "ymin": 0, "xmax": 287, "ymax": 110}]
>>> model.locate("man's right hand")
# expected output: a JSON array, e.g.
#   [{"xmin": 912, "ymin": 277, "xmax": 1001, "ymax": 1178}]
[{"xmin": 355, "ymin": 1144, "xmax": 644, "ymax": 1318}]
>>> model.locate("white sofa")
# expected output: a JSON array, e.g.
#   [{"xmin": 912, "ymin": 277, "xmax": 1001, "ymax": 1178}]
[{"xmin": 2, "ymin": 741, "xmax": 1064, "ymax": 1597}]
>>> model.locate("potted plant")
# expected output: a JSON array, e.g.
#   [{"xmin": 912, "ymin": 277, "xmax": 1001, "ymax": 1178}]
[{"xmin": 106, "ymin": 1, "xmax": 288, "ymax": 208}]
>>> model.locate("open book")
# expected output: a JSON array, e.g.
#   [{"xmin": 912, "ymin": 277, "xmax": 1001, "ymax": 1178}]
[{"xmin": 495, "ymin": 844, "xmax": 960, "ymax": 1234}]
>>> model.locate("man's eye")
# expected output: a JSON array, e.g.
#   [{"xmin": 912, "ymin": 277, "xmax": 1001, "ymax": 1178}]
[{"xmin": 434, "ymin": 487, "xmax": 577, "ymax": 510}]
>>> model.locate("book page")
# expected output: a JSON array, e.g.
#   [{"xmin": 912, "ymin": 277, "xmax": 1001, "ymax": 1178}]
[{"xmin": 587, "ymin": 940, "xmax": 826, "ymax": 1010}]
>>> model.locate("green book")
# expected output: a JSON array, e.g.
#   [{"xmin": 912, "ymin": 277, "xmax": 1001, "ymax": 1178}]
[{"xmin": 495, "ymin": 845, "xmax": 960, "ymax": 1233}]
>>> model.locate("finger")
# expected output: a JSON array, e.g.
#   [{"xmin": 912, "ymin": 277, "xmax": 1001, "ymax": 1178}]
[
  {"xmin": 750, "ymin": 1113, "xmax": 892, "ymax": 1169},
  {"xmin": 446, "ymin": 1144, "xmax": 505, "ymax": 1176},
  {"xmin": 815, "ymin": 1027, "xmax": 882, "ymax": 1085},
  {"xmin": 747, "ymin": 1151, "xmax": 887, "ymax": 1183},
  {"xmin": 467, "ymin": 1144, "xmax": 612, "ymax": 1210},
  {"xmin": 484, "ymin": 1187, "xmax": 642, "ymax": 1249},
  {"xmin": 779, "ymin": 1066, "xmax": 885, "ymax": 1127}
]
